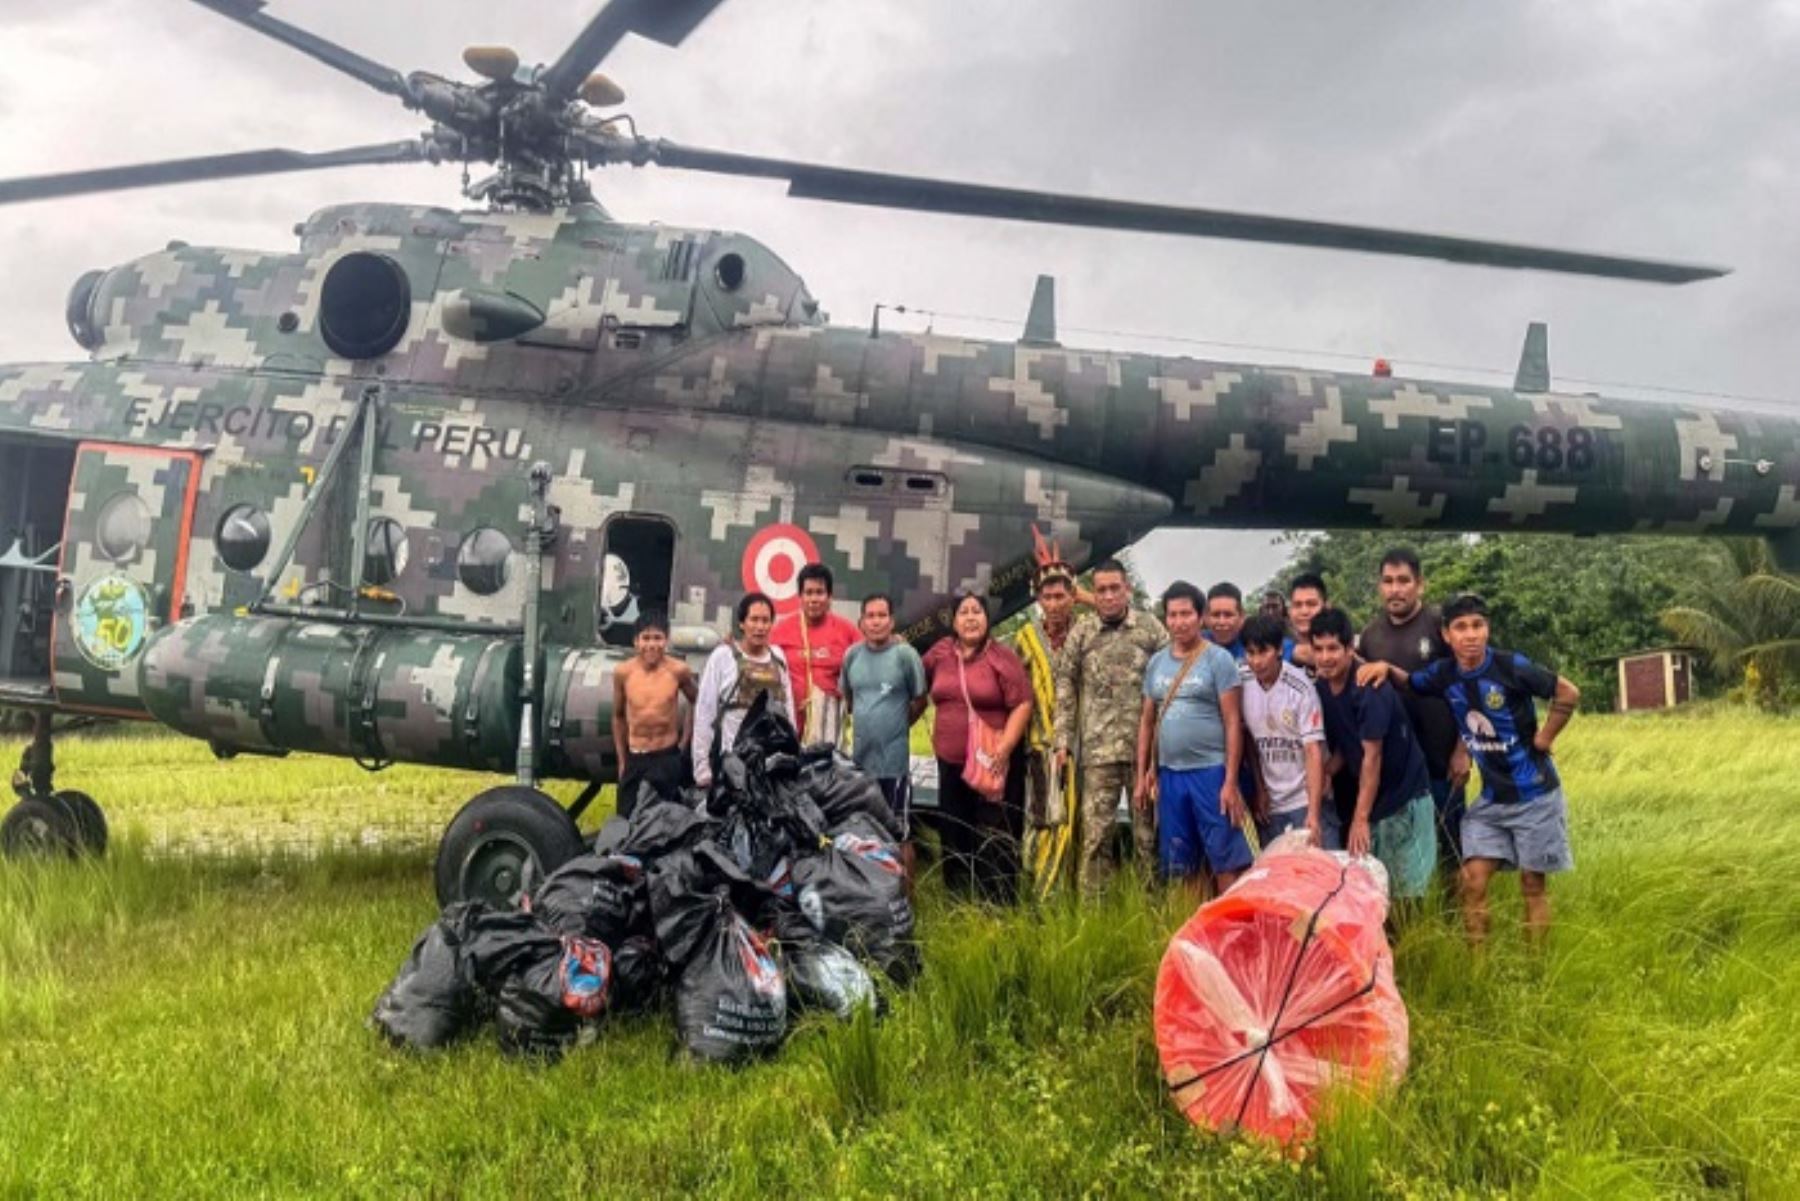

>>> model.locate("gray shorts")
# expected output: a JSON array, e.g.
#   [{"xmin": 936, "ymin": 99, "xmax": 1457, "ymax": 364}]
[{"xmin": 1461, "ymin": 787, "xmax": 1574, "ymax": 874}]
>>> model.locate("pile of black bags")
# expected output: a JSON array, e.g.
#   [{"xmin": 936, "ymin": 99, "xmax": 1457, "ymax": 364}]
[{"xmin": 371, "ymin": 695, "xmax": 915, "ymax": 1063}]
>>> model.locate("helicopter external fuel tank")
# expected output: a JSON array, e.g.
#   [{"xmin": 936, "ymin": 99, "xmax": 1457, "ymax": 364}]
[
  {"xmin": 139, "ymin": 615, "xmax": 523, "ymax": 771},
  {"xmin": 139, "ymin": 614, "xmax": 632, "ymax": 778}
]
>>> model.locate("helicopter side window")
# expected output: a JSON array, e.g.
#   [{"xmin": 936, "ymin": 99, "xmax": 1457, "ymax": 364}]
[
  {"xmin": 598, "ymin": 515, "xmax": 675, "ymax": 648},
  {"xmin": 95, "ymin": 493, "xmax": 153, "ymax": 564},
  {"xmin": 456, "ymin": 527, "xmax": 513, "ymax": 596},
  {"xmin": 216, "ymin": 504, "xmax": 271, "ymax": 574},
  {"xmin": 362, "ymin": 517, "xmax": 409, "ymax": 586}
]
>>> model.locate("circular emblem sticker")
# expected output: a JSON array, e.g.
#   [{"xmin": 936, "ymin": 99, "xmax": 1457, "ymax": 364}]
[
  {"xmin": 72, "ymin": 573, "xmax": 151, "ymax": 670},
  {"xmin": 741, "ymin": 523, "xmax": 819, "ymax": 617}
]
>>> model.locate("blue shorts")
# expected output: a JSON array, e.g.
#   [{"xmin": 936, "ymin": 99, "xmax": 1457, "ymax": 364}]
[{"xmin": 1158, "ymin": 765, "xmax": 1253, "ymax": 878}]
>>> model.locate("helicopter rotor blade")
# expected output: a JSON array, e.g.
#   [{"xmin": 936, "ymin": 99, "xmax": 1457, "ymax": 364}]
[
  {"xmin": 189, "ymin": 0, "xmax": 412, "ymax": 99},
  {"xmin": 641, "ymin": 141, "xmax": 1728, "ymax": 284},
  {"xmin": 539, "ymin": 0, "xmax": 727, "ymax": 100},
  {"xmin": 0, "ymin": 141, "xmax": 429, "ymax": 207}
]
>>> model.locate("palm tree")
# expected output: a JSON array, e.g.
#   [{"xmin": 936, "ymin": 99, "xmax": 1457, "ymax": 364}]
[{"xmin": 1661, "ymin": 539, "xmax": 1800, "ymax": 708}]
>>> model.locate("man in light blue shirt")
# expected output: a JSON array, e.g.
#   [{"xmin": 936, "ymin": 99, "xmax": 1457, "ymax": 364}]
[{"xmin": 1135, "ymin": 581, "xmax": 1248, "ymax": 891}]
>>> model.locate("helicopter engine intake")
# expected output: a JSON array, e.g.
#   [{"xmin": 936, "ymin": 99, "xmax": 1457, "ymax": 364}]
[{"xmin": 319, "ymin": 251, "xmax": 412, "ymax": 359}]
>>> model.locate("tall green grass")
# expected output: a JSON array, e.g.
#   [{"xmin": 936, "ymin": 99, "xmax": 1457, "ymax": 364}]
[{"xmin": 1, "ymin": 706, "xmax": 1797, "ymax": 1196}]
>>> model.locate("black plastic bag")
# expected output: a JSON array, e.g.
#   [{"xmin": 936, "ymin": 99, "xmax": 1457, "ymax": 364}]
[
  {"xmin": 609, "ymin": 934, "xmax": 667, "ymax": 1016},
  {"xmin": 720, "ymin": 806, "xmax": 795, "ymax": 892},
  {"xmin": 527, "ymin": 853, "xmax": 649, "ymax": 945},
  {"xmin": 461, "ymin": 907, "xmax": 564, "ymax": 989},
  {"xmin": 494, "ymin": 935, "xmax": 613, "ymax": 1060},
  {"xmin": 783, "ymin": 939, "xmax": 878, "ymax": 1020},
  {"xmin": 790, "ymin": 836, "xmax": 919, "ymax": 983},
  {"xmin": 370, "ymin": 901, "xmax": 488, "ymax": 1049},
  {"xmin": 609, "ymin": 793, "xmax": 718, "ymax": 861},
  {"xmin": 673, "ymin": 894, "xmax": 788, "ymax": 1063},
  {"xmin": 592, "ymin": 814, "xmax": 630, "ymax": 856},
  {"xmin": 768, "ymin": 771, "xmax": 831, "ymax": 850},
  {"xmin": 648, "ymin": 843, "xmax": 767, "ymax": 966},
  {"xmin": 732, "ymin": 689, "xmax": 800, "ymax": 761},
  {"xmin": 801, "ymin": 754, "xmax": 904, "ymax": 842}
]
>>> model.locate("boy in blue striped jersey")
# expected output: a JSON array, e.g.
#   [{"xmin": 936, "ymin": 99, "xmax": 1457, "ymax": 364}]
[{"xmin": 1362, "ymin": 594, "xmax": 1580, "ymax": 945}]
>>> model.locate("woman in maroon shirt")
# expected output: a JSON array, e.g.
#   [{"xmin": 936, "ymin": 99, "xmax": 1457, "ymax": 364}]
[{"xmin": 922, "ymin": 592, "xmax": 1033, "ymax": 903}]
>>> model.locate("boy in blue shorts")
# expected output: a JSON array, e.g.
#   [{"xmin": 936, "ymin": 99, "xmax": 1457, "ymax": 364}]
[
  {"xmin": 1362, "ymin": 593, "xmax": 1580, "ymax": 945},
  {"xmin": 1135, "ymin": 581, "xmax": 1249, "ymax": 893}
]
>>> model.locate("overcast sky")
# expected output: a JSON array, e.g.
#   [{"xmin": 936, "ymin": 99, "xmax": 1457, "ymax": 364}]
[{"xmin": 4, "ymin": 0, "xmax": 1797, "ymax": 595}]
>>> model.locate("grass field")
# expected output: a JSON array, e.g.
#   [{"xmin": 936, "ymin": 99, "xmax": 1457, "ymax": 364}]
[{"xmin": 2, "ymin": 707, "xmax": 1797, "ymax": 1198}]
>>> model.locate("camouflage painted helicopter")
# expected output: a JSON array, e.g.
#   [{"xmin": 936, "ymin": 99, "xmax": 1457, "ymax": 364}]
[{"xmin": 1, "ymin": 0, "xmax": 1795, "ymax": 901}]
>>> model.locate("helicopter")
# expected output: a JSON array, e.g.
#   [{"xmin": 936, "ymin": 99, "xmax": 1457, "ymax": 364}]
[{"xmin": 0, "ymin": 0, "xmax": 1794, "ymax": 904}]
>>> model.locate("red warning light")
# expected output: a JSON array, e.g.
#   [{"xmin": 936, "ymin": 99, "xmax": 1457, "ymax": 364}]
[{"xmin": 1372, "ymin": 358, "xmax": 1393, "ymax": 378}]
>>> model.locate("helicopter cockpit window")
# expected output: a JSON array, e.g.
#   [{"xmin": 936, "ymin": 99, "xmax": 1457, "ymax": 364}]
[
  {"xmin": 216, "ymin": 504, "xmax": 271, "ymax": 573},
  {"xmin": 362, "ymin": 517, "xmax": 409, "ymax": 586},
  {"xmin": 95, "ymin": 493, "xmax": 153, "ymax": 564},
  {"xmin": 456, "ymin": 527, "xmax": 513, "ymax": 596},
  {"xmin": 598, "ymin": 515, "xmax": 675, "ymax": 647}
]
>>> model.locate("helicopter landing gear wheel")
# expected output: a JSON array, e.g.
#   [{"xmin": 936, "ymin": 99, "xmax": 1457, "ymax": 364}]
[
  {"xmin": 434, "ymin": 785, "xmax": 584, "ymax": 908},
  {"xmin": 52, "ymin": 790, "xmax": 108, "ymax": 857},
  {"xmin": 1, "ymin": 796, "xmax": 80, "ymax": 859}
]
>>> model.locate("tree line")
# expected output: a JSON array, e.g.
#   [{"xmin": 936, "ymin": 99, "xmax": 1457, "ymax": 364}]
[{"xmin": 1255, "ymin": 531, "xmax": 1800, "ymax": 711}]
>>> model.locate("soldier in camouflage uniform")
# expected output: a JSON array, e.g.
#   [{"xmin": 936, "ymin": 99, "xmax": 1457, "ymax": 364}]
[{"xmin": 1053, "ymin": 558, "xmax": 1168, "ymax": 896}]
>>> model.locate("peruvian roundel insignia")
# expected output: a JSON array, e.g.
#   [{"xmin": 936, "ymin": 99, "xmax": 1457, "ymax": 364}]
[{"xmin": 741, "ymin": 523, "xmax": 820, "ymax": 617}]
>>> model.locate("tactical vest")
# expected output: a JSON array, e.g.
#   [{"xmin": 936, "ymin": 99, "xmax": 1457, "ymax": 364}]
[{"xmin": 727, "ymin": 646, "xmax": 786, "ymax": 713}]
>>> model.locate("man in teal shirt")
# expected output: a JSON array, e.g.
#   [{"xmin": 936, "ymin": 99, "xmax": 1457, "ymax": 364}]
[{"xmin": 840, "ymin": 593, "xmax": 928, "ymax": 878}]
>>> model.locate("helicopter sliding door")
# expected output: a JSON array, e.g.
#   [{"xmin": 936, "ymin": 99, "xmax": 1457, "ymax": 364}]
[{"xmin": 50, "ymin": 442, "xmax": 202, "ymax": 717}]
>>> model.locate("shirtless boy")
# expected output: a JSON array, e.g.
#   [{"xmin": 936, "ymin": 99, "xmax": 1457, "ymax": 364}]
[{"xmin": 610, "ymin": 613, "xmax": 698, "ymax": 818}]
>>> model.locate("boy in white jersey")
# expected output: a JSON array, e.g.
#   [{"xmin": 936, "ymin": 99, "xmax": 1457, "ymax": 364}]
[{"xmin": 1240, "ymin": 614, "xmax": 1327, "ymax": 849}]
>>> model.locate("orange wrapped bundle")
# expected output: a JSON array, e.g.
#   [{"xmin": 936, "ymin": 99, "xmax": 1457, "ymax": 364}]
[{"xmin": 1153, "ymin": 834, "xmax": 1409, "ymax": 1143}]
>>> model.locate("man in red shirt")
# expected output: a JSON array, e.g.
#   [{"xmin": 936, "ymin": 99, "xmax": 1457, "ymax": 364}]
[{"xmin": 770, "ymin": 563, "xmax": 861, "ymax": 746}]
